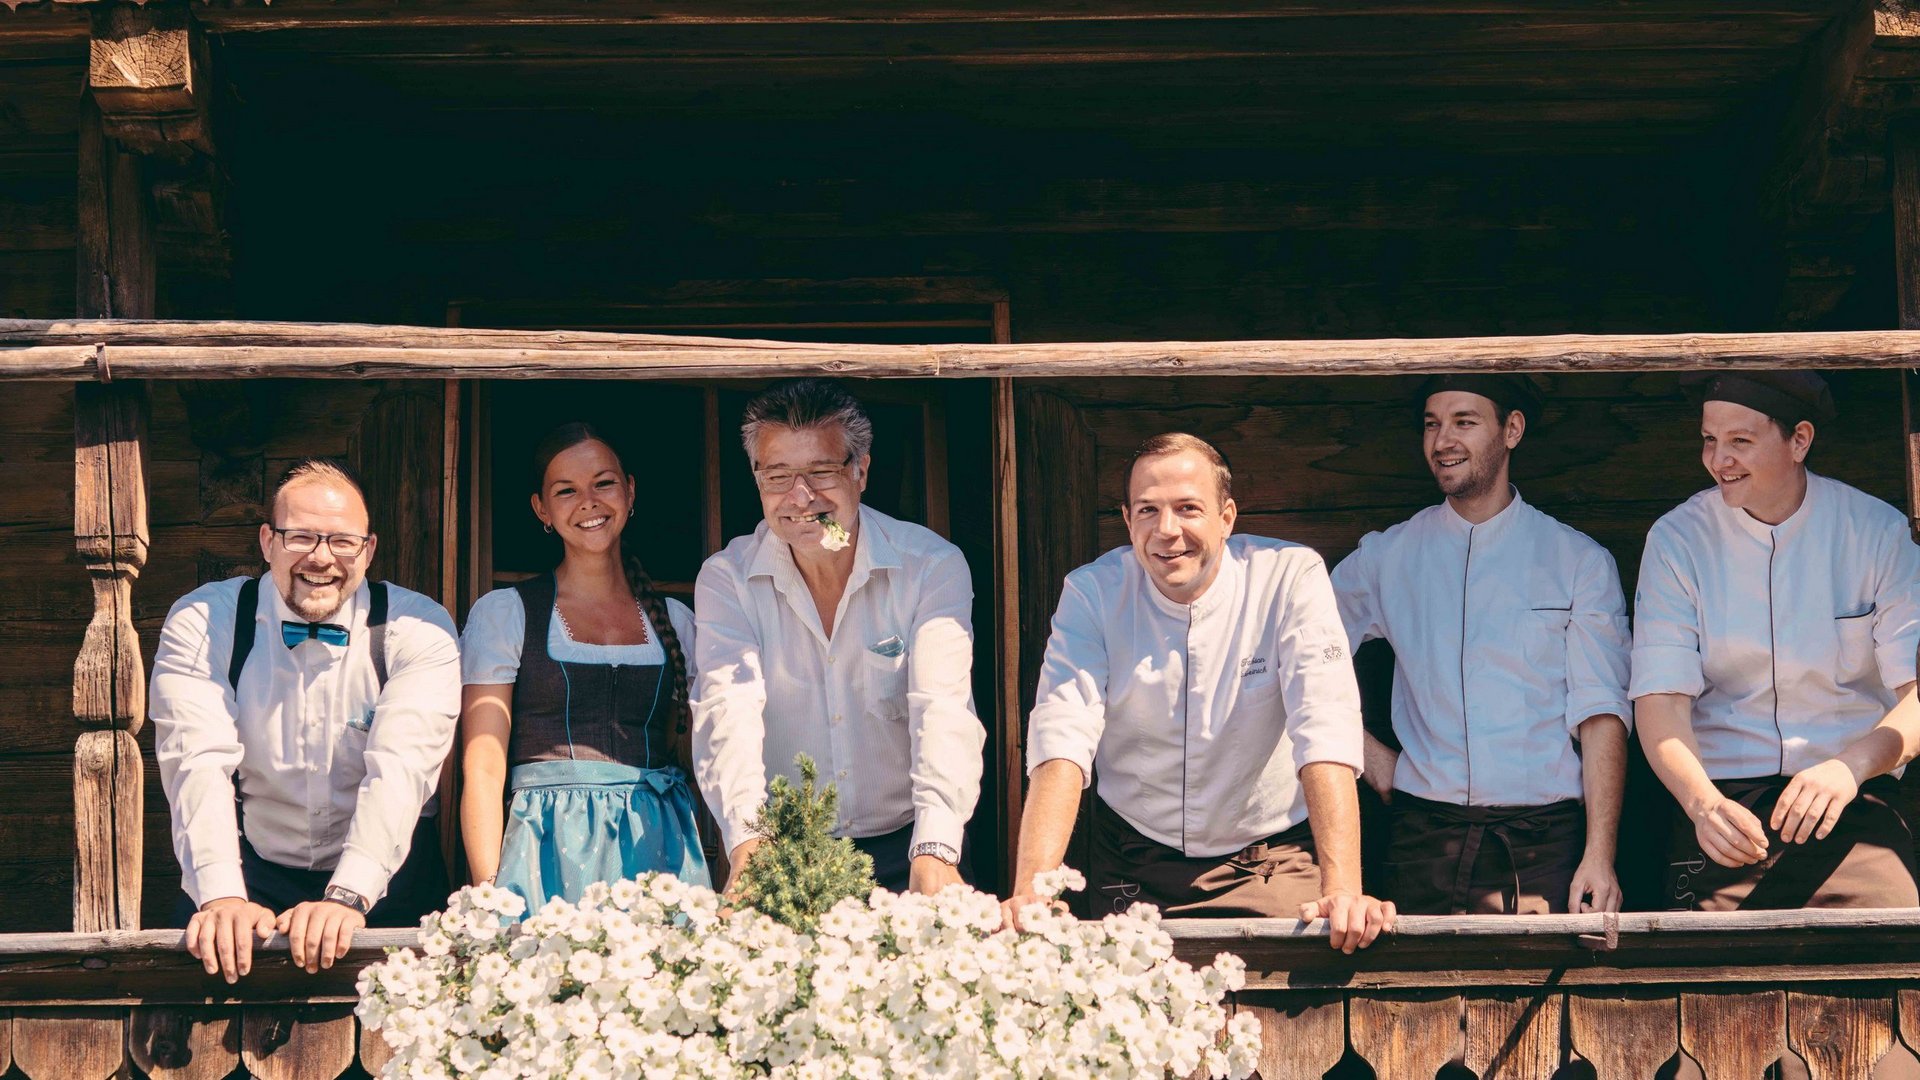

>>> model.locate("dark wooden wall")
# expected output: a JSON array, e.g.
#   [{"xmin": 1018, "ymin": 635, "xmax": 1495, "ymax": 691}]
[{"xmin": 0, "ymin": 380, "xmax": 443, "ymax": 931}]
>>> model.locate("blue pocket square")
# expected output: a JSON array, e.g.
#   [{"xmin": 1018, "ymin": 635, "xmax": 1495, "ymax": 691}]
[{"xmin": 870, "ymin": 635, "xmax": 905, "ymax": 658}]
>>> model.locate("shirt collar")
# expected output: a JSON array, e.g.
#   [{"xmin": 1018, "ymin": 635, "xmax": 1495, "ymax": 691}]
[
  {"xmin": 264, "ymin": 575, "xmax": 363, "ymax": 647},
  {"xmin": 746, "ymin": 505, "xmax": 901, "ymax": 585},
  {"xmin": 1716, "ymin": 471, "xmax": 1817, "ymax": 543},
  {"xmin": 1439, "ymin": 485, "xmax": 1527, "ymax": 538},
  {"xmin": 1139, "ymin": 537, "xmax": 1244, "ymax": 620}
]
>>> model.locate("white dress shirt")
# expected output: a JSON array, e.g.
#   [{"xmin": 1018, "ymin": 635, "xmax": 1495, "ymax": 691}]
[
  {"xmin": 691, "ymin": 506, "xmax": 985, "ymax": 855},
  {"xmin": 1027, "ymin": 535, "xmax": 1365, "ymax": 858},
  {"xmin": 151, "ymin": 576, "xmax": 462, "ymax": 907},
  {"xmin": 1332, "ymin": 492, "xmax": 1632, "ymax": 806},
  {"xmin": 460, "ymin": 587, "xmax": 694, "ymax": 684},
  {"xmin": 1631, "ymin": 473, "xmax": 1920, "ymax": 779}
]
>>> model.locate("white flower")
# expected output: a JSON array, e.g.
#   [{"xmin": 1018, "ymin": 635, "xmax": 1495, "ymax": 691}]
[
  {"xmin": 357, "ymin": 874, "xmax": 1258, "ymax": 1079},
  {"xmin": 816, "ymin": 513, "xmax": 851, "ymax": 551}
]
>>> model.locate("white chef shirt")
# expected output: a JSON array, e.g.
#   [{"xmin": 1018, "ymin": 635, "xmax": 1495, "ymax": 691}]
[
  {"xmin": 1631, "ymin": 473, "xmax": 1920, "ymax": 778},
  {"xmin": 460, "ymin": 586, "xmax": 694, "ymax": 684},
  {"xmin": 1027, "ymin": 534, "xmax": 1365, "ymax": 858},
  {"xmin": 1331, "ymin": 491, "xmax": 1632, "ymax": 806},
  {"xmin": 691, "ymin": 506, "xmax": 985, "ymax": 855},
  {"xmin": 151, "ymin": 576, "xmax": 462, "ymax": 908}
]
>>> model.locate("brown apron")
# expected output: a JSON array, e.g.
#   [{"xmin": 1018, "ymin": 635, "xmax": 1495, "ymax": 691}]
[
  {"xmin": 1089, "ymin": 798, "xmax": 1322, "ymax": 918},
  {"xmin": 1664, "ymin": 775, "xmax": 1919, "ymax": 911},
  {"xmin": 1386, "ymin": 794, "xmax": 1586, "ymax": 915}
]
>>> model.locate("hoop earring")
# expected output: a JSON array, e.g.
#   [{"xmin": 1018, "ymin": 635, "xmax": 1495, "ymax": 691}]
[
  {"xmin": 543, "ymin": 521, "xmax": 554, "ymax": 534},
  {"xmin": 628, "ymin": 506, "xmax": 635, "ymax": 518}
]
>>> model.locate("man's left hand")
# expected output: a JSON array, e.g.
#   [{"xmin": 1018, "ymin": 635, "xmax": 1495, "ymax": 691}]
[
  {"xmin": 1299, "ymin": 891, "xmax": 1395, "ymax": 953},
  {"xmin": 1774, "ymin": 758, "xmax": 1861, "ymax": 845},
  {"xmin": 276, "ymin": 900, "xmax": 367, "ymax": 974},
  {"xmin": 1567, "ymin": 856, "xmax": 1622, "ymax": 913},
  {"xmin": 908, "ymin": 855, "xmax": 963, "ymax": 896}
]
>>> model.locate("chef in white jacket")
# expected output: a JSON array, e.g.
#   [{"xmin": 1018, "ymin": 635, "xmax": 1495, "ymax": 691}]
[
  {"xmin": 1633, "ymin": 370, "xmax": 1920, "ymax": 909},
  {"xmin": 1003, "ymin": 432, "xmax": 1392, "ymax": 952},
  {"xmin": 1333, "ymin": 373, "xmax": 1631, "ymax": 916}
]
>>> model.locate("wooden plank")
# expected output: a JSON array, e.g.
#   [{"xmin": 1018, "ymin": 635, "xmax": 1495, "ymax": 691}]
[
  {"xmin": 13, "ymin": 1009, "xmax": 124, "ymax": 1080},
  {"xmin": 1235, "ymin": 991, "xmax": 1344, "ymax": 1080},
  {"xmin": 241, "ymin": 1003, "xmax": 357, "ymax": 1080},
  {"xmin": 1465, "ymin": 988, "xmax": 1564, "ymax": 1079},
  {"xmin": 703, "ymin": 385, "xmax": 724, "ymax": 558},
  {"xmin": 1788, "ymin": 987, "xmax": 1896, "ymax": 1080},
  {"xmin": 1569, "ymin": 989, "xmax": 1680, "ymax": 1080},
  {"xmin": 357, "ymin": 1019, "xmax": 395, "ymax": 1077},
  {"xmin": 990, "ymin": 376, "xmax": 1022, "ymax": 894},
  {"xmin": 347, "ymin": 383, "xmax": 444, "ymax": 598},
  {"xmin": 440, "ymin": 378, "xmax": 460, "ymax": 613},
  {"xmin": 1348, "ymin": 990, "xmax": 1462, "ymax": 1079},
  {"xmin": 21, "ymin": 323, "xmax": 1920, "ymax": 380},
  {"xmin": 131, "ymin": 1006, "xmax": 241, "ymax": 1080},
  {"xmin": 72, "ymin": 729, "xmax": 142, "ymax": 934},
  {"xmin": 1682, "ymin": 988, "xmax": 1786, "ymax": 1080}
]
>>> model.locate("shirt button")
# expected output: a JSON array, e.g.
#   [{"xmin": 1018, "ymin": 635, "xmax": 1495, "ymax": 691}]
[
  {"xmin": 827, "ymin": 656, "xmax": 836, "ymax": 665},
  {"xmin": 831, "ymin": 714, "xmax": 842, "ymax": 725},
  {"xmin": 838, "ymin": 770, "xmax": 849, "ymax": 780}
]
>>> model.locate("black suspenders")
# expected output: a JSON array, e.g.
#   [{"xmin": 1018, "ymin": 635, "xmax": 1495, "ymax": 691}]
[{"xmin": 226, "ymin": 576, "xmax": 391, "ymax": 692}]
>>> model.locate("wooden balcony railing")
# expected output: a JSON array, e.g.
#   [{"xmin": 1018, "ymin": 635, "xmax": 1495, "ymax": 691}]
[{"xmin": 2, "ymin": 910, "xmax": 1917, "ymax": 1078}]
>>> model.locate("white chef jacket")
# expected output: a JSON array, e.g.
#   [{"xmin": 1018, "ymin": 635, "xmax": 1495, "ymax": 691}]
[
  {"xmin": 1630, "ymin": 473, "xmax": 1920, "ymax": 778},
  {"xmin": 1331, "ymin": 491, "xmax": 1631, "ymax": 806},
  {"xmin": 150, "ymin": 576, "xmax": 462, "ymax": 908},
  {"xmin": 691, "ymin": 506, "xmax": 985, "ymax": 855},
  {"xmin": 1027, "ymin": 535, "xmax": 1365, "ymax": 858}
]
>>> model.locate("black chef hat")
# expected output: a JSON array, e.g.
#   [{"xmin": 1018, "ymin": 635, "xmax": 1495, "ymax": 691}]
[
  {"xmin": 1685, "ymin": 370, "xmax": 1836, "ymax": 428},
  {"xmin": 1415, "ymin": 373, "xmax": 1544, "ymax": 426}
]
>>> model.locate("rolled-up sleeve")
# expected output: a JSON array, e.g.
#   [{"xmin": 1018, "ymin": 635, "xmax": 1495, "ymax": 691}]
[
  {"xmin": 1630, "ymin": 526, "xmax": 1706, "ymax": 700},
  {"xmin": 1026, "ymin": 572, "xmax": 1111, "ymax": 789},
  {"xmin": 1274, "ymin": 556, "xmax": 1366, "ymax": 777},
  {"xmin": 331, "ymin": 596, "xmax": 462, "ymax": 903},
  {"xmin": 904, "ymin": 549, "xmax": 986, "ymax": 852},
  {"xmin": 1566, "ymin": 546, "xmax": 1633, "ymax": 734},
  {"xmin": 1872, "ymin": 524, "xmax": 1920, "ymax": 690},
  {"xmin": 151, "ymin": 589, "xmax": 248, "ymax": 909},
  {"xmin": 691, "ymin": 557, "xmax": 772, "ymax": 854}
]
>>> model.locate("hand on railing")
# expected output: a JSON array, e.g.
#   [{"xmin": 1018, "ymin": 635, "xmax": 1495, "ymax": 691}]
[
  {"xmin": 184, "ymin": 896, "xmax": 276, "ymax": 984},
  {"xmin": 1299, "ymin": 891, "xmax": 1396, "ymax": 954}
]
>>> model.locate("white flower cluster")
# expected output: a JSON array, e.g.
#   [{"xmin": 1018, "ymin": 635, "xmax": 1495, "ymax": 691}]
[{"xmin": 358, "ymin": 868, "xmax": 1260, "ymax": 1079}]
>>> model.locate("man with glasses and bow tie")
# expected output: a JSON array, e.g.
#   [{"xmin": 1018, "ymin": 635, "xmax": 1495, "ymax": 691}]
[
  {"xmin": 151, "ymin": 459, "xmax": 460, "ymax": 983},
  {"xmin": 692, "ymin": 379, "xmax": 985, "ymax": 896}
]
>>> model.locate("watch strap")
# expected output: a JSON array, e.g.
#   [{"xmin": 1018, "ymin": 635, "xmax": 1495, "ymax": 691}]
[
  {"xmin": 910, "ymin": 841, "xmax": 960, "ymax": 865},
  {"xmin": 322, "ymin": 885, "xmax": 370, "ymax": 915}
]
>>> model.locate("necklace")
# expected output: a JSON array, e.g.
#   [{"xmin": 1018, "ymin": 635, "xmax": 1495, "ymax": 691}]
[{"xmin": 555, "ymin": 595, "xmax": 651, "ymax": 646}]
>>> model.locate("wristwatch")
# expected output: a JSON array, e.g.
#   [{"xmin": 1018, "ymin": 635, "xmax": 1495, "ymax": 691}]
[
  {"xmin": 910, "ymin": 841, "xmax": 961, "ymax": 866},
  {"xmin": 322, "ymin": 884, "xmax": 371, "ymax": 915}
]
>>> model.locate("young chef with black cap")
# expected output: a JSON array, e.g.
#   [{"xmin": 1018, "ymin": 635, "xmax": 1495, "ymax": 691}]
[
  {"xmin": 1331, "ymin": 374, "xmax": 1632, "ymax": 915},
  {"xmin": 1633, "ymin": 371, "xmax": 1920, "ymax": 909}
]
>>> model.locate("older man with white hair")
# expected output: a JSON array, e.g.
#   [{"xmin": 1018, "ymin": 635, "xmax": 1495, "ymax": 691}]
[{"xmin": 692, "ymin": 378, "xmax": 986, "ymax": 896}]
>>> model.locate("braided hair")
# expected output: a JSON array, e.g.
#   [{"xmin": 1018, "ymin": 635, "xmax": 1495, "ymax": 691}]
[{"xmin": 529, "ymin": 422, "xmax": 694, "ymax": 761}]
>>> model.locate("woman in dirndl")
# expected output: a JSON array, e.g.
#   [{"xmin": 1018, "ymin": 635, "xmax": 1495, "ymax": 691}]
[{"xmin": 458, "ymin": 422, "xmax": 710, "ymax": 912}]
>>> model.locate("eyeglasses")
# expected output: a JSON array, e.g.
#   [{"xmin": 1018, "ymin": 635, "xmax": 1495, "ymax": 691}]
[
  {"xmin": 752, "ymin": 457, "xmax": 854, "ymax": 494},
  {"xmin": 268, "ymin": 527, "xmax": 371, "ymax": 558}
]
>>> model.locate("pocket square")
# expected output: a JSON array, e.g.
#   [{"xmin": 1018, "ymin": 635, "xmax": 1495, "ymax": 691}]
[{"xmin": 870, "ymin": 635, "xmax": 906, "ymax": 658}]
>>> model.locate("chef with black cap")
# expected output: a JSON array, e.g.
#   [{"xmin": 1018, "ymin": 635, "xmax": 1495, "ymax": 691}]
[
  {"xmin": 1331, "ymin": 373, "xmax": 1632, "ymax": 915},
  {"xmin": 1633, "ymin": 370, "xmax": 1920, "ymax": 909}
]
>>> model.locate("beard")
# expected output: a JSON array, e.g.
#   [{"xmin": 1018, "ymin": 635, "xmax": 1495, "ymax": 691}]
[
  {"xmin": 280, "ymin": 567, "xmax": 353, "ymax": 623},
  {"xmin": 1433, "ymin": 446, "xmax": 1508, "ymax": 502}
]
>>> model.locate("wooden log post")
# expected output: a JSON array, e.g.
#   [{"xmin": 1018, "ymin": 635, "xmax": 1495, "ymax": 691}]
[
  {"xmin": 1893, "ymin": 124, "xmax": 1920, "ymax": 541},
  {"xmin": 88, "ymin": 1, "xmax": 210, "ymax": 158},
  {"xmin": 73, "ymin": 21, "xmax": 158, "ymax": 934}
]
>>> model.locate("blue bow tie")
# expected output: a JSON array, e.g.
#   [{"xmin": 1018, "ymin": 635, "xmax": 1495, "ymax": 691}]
[{"xmin": 282, "ymin": 621, "xmax": 349, "ymax": 648}]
